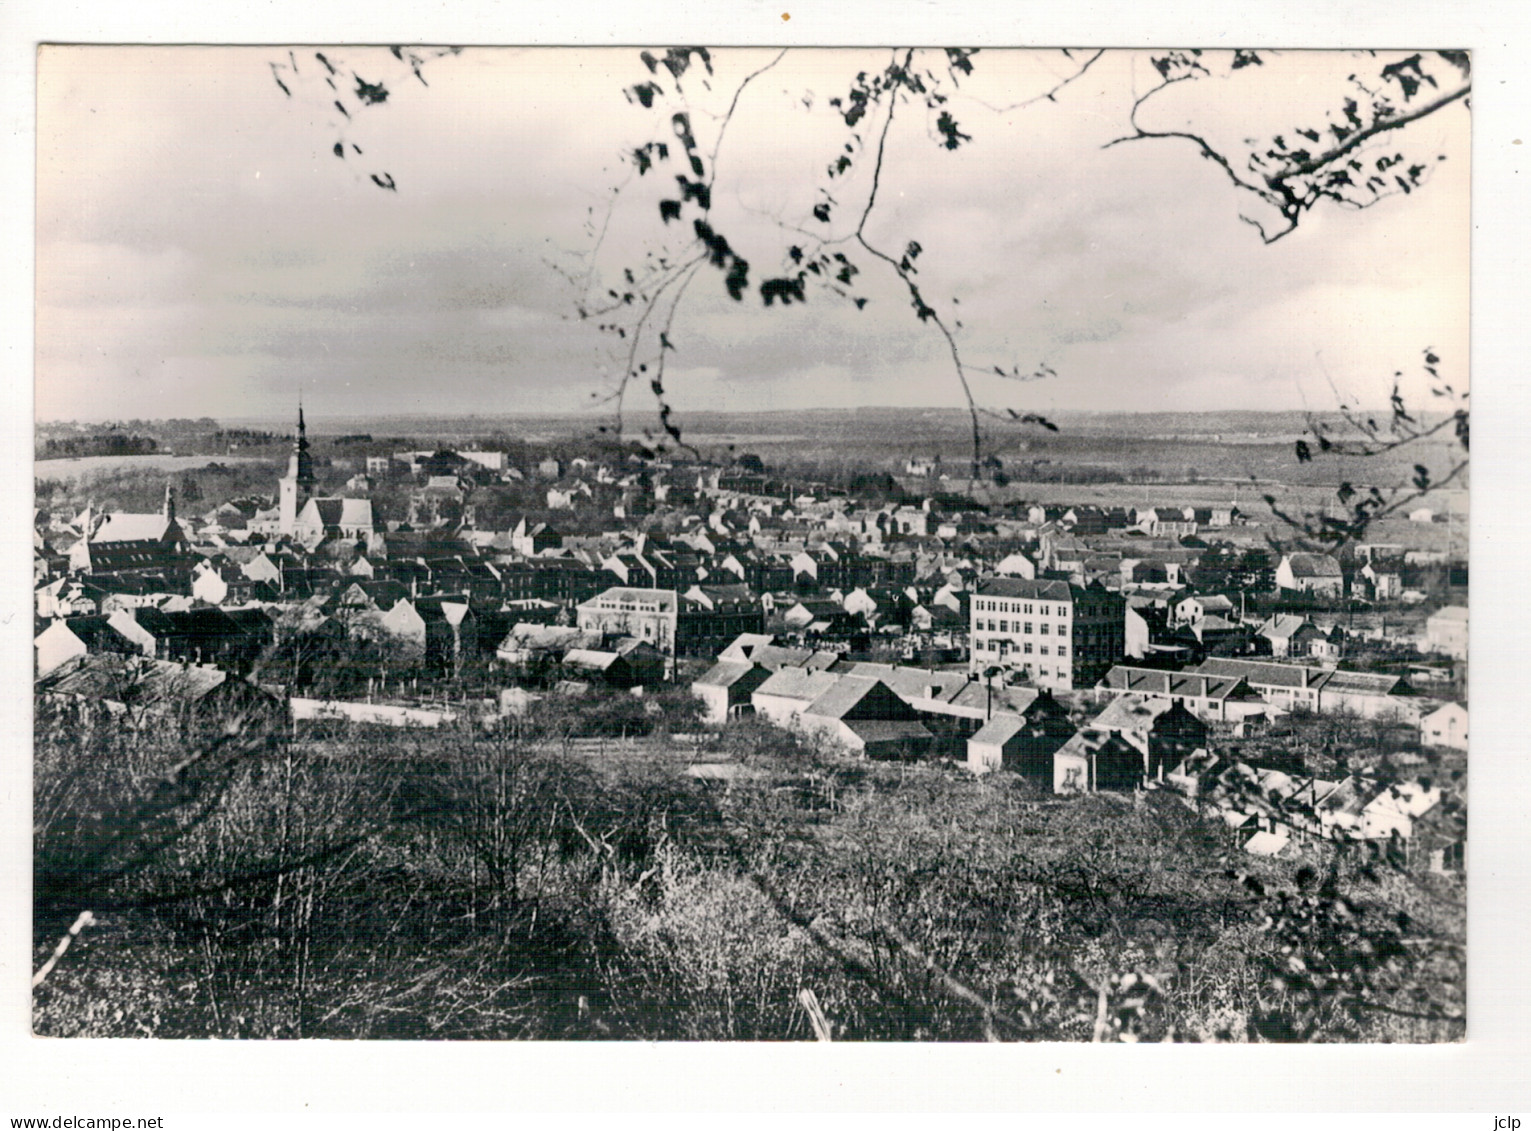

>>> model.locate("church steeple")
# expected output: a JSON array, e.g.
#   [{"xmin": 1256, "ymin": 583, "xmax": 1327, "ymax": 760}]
[
  {"xmin": 280, "ymin": 402, "xmax": 316, "ymax": 536},
  {"xmin": 291, "ymin": 400, "xmax": 316, "ymax": 490}
]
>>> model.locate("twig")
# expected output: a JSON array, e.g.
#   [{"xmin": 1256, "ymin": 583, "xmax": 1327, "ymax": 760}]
[
  {"xmin": 797, "ymin": 986, "xmax": 833, "ymax": 1040},
  {"xmin": 969, "ymin": 49, "xmax": 1105, "ymax": 113},
  {"xmin": 33, "ymin": 910, "xmax": 95, "ymax": 989}
]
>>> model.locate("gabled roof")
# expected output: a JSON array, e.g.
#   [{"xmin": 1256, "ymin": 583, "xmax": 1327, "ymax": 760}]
[
  {"xmin": 44, "ymin": 615, "xmax": 134, "ymax": 652},
  {"xmin": 1283, "ymin": 552, "xmax": 1343, "ymax": 578},
  {"xmin": 692, "ymin": 660, "xmax": 763, "ymax": 689},
  {"xmin": 1258, "ymin": 613, "xmax": 1314, "ymax": 640},
  {"xmin": 753, "ymin": 667, "xmax": 842, "ymax": 704},
  {"xmin": 91, "ymin": 513, "xmax": 177, "ymax": 544},
  {"xmin": 1091, "ymin": 695, "xmax": 1180, "ymax": 732},
  {"xmin": 717, "ymin": 632, "xmax": 775, "ymax": 662},
  {"xmin": 305, "ymin": 497, "xmax": 375, "ymax": 528},
  {"xmin": 969, "ymin": 714, "xmax": 1028, "ymax": 747},
  {"xmin": 804, "ymin": 676, "xmax": 911, "ymax": 722},
  {"xmin": 562, "ymin": 649, "xmax": 621, "ymax": 672},
  {"xmin": 1055, "ymin": 727, "xmax": 1137, "ymax": 760}
]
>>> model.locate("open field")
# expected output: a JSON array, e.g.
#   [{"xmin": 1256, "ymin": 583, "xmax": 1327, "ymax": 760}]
[{"xmin": 34, "ymin": 453, "xmax": 269, "ymax": 482}]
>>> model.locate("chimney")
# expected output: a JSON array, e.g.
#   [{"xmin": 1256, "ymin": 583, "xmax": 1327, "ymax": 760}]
[{"xmin": 163, "ymin": 484, "xmax": 176, "ymax": 523}]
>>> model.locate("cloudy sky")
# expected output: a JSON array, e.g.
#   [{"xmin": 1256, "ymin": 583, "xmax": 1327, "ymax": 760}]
[{"xmin": 36, "ymin": 46, "xmax": 1469, "ymax": 425}]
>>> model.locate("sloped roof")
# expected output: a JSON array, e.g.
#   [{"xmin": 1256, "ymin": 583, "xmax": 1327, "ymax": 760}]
[
  {"xmin": 1101, "ymin": 665, "xmax": 1252, "ymax": 700},
  {"xmin": 717, "ymin": 632, "xmax": 775, "ymax": 661},
  {"xmin": 692, "ymin": 661, "xmax": 763, "ymax": 689},
  {"xmin": 843, "ymin": 718, "xmax": 932, "ymax": 744},
  {"xmin": 804, "ymin": 676, "xmax": 911, "ymax": 722},
  {"xmin": 38, "ymin": 653, "xmax": 230, "ymax": 704},
  {"xmin": 750, "ymin": 644, "xmax": 823, "ymax": 671},
  {"xmin": 1056, "ymin": 727, "xmax": 1137, "ymax": 760},
  {"xmin": 976, "ymin": 578, "xmax": 1084, "ymax": 601},
  {"xmin": 1195, "ymin": 658, "xmax": 1316, "ymax": 690},
  {"xmin": 500, "ymin": 624, "xmax": 600, "ymax": 652},
  {"xmin": 1364, "ymin": 780, "xmax": 1441, "ymax": 820},
  {"xmin": 92, "ymin": 513, "xmax": 175, "ymax": 544},
  {"xmin": 562, "ymin": 649, "xmax": 621, "ymax": 672},
  {"xmin": 1321, "ymin": 669, "xmax": 1409, "ymax": 696},
  {"xmin": 753, "ymin": 667, "xmax": 842, "ymax": 704},
  {"xmin": 1284, "ymin": 552, "xmax": 1343, "ymax": 578},
  {"xmin": 833, "ymin": 664, "xmax": 982, "ymax": 709},
  {"xmin": 43, "ymin": 616, "xmax": 133, "ymax": 652},
  {"xmin": 969, "ymin": 714, "xmax": 1028, "ymax": 747},
  {"xmin": 1091, "ymin": 695, "xmax": 1178, "ymax": 732},
  {"xmin": 1243, "ymin": 829, "xmax": 1291, "ymax": 857},
  {"xmin": 1258, "ymin": 613, "xmax": 1313, "ymax": 640}
]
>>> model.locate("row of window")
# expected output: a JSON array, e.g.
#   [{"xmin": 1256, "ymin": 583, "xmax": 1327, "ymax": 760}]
[
  {"xmin": 974, "ymin": 599, "xmax": 1065, "ymax": 617},
  {"xmin": 977, "ymin": 619, "xmax": 1059, "ymax": 636},
  {"xmin": 973, "ymin": 638, "xmax": 1067, "ymax": 658},
  {"xmin": 973, "ymin": 598, "xmax": 1119, "ymax": 619}
]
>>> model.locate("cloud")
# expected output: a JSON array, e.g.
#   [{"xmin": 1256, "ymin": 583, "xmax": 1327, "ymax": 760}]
[{"xmin": 34, "ymin": 46, "xmax": 1469, "ymax": 422}]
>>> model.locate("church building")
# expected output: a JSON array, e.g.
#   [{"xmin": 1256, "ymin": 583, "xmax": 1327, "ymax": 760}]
[{"xmin": 251, "ymin": 407, "xmax": 376, "ymax": 550}]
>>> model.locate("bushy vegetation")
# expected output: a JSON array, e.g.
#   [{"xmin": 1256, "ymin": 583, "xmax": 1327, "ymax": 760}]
[{"xmin": 33, "ymin": 695, "xmax": 1463, "ymax": 1042}]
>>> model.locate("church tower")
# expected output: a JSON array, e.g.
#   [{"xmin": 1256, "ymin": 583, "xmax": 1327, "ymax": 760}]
[{"xmin": 278, "ymin": 404, "xmax": 317, "ymax": 536}]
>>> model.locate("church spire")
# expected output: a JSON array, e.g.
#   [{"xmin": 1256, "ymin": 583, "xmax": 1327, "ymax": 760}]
[{"xmin": 291, "ymin": 401, "xmax": 315, "ymax": 490}]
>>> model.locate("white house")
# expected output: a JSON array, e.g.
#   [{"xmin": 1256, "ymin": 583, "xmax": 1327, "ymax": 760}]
[
  {"xmin": 1424, "ymin": 606, "xmax": 1468, "ymax": 659},
  {"xmin": 1419, "ymin": 701, "xmax": 1468, "ymax": 750},
  {"xmin": 1275, "ymin": 553, "xmax": 1344, "ymax": 597},
  {"xmin": 995, "ymin": 552, "xmax": 1037, "ymax": 579}
]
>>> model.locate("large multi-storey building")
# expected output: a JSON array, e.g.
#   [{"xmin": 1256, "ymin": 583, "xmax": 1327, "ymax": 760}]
[
  {"xmin": 577, "ymin": 587, "xmax": 678, "ymax": 654},
  {"xmin": 969, "ymin": 578, "xmax": 1125, "ymax": 692}
]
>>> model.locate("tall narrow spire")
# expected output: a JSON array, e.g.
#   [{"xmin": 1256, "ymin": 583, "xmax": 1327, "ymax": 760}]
[{"xmin": 291, "ymin": 401, "xmax": 315, "ymax": 490}]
